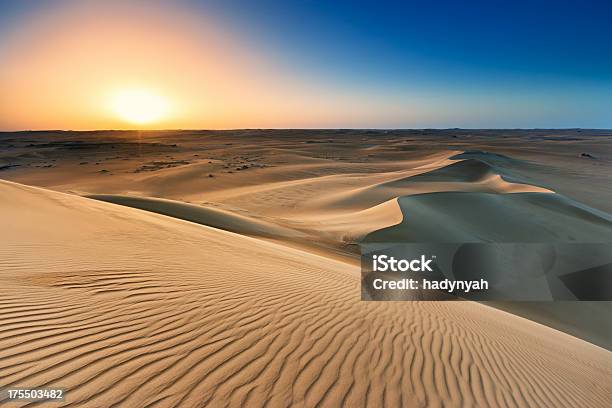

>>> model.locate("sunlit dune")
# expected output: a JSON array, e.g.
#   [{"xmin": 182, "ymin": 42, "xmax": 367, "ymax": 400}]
[
  {"xmin": 1, "ymin": 129, "xmax": 612, "ymax": 407},
  {"xmin": 1, "ymin": 177, "xmax": 611, "ymax": 407}
]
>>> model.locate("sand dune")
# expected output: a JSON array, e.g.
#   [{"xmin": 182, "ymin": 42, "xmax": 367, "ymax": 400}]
[
  {"xmin": 86, "ymin": 155, "xmax": 551, "ymax": 248},
  {"xmin": 303, "ymin": 156, "xmax": 550, "ymax": 213},
  {"xmin": 365, "ymin": 191, "xmax": 612, "ymax": 243},
  {"xmin": 87, "ymin": 194, "xmax": 306, "ymax": 240},
  {"xmin": 1, "ymin": 179, "xmax": 611, "ymax": 407},
  {"xmin": 297, "ymin": 198, "xmax": 404, "ymax": 244},
  {"xmin": 397, "ymin": 158, "xmax": 501, "ymax": 183}
]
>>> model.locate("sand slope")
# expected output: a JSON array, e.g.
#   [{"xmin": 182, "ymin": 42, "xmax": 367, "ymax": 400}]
[
  {"xmin": 302, "ymin": 156, "xmax": 550, "ymax": 214},
  {"xmin": 1, "ymin": 179, "xmax": 611, "ymax": 407},
  {"xmin": 87, "ymin": 194, "xmax": 306, "ymax": 240},
  {"xmin": 365, "ymin": 191, "xmax": 612, "ymax": 243}
]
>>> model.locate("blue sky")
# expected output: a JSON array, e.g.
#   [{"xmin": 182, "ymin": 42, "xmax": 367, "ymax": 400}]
[
  {"xmin": 1, "ymin": 0, "xmax": 611, "ymax": 128},
  {"xmin": 210, "ymin": 0, "xmax": 612, "ymax": 78},
  {"xmin": 206, "ymin": 0, "xmax": 612, "ymax": 128}
]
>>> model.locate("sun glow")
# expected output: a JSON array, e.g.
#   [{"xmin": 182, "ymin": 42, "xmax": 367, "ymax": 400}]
[
  {"xmin": 0, "ymin": 1, "xmax": 407, "ymax": 130},
  {"xmin": 111, "ymin": 89, "xmax": 170, "ymax": 125}
]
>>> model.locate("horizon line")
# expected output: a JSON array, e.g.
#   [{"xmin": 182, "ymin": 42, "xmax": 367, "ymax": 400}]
[{"xmin": 2, "ymin": 127, "xmax": 612, "ymax": 133}]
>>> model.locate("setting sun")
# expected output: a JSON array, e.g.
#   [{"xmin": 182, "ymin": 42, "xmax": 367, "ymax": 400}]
[{"xmin": 110, "ymin": 89, "xmax": 170, "ymax": 125}]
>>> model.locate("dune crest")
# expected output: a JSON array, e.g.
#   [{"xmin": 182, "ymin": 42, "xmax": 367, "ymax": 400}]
[
  {"xmin": 304, "ymin": 157, "xmax": 550, "ymax": 213},
  {"xmin": 88, "ymin": 194, "xmax": 305, "ymax": 240}
]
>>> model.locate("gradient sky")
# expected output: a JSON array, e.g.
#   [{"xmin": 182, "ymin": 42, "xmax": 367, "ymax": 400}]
[{"xmin": 1, "ymin": 0, "xmax": 611, "ymax": 130}]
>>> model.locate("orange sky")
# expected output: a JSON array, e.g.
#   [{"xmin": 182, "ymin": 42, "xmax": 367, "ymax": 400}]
[
  {"xmin": 0, "ymin": 2, "xmax": 418, "ymax": 130},
  {"xmin": 5, "ymin": 1, "xmax": 602, "ymax": 129}
]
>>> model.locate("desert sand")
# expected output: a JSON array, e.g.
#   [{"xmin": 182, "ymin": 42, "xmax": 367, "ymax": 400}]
[{"xmin": 1, "ymin": 129, "xmax": 612, "ymax": 407}]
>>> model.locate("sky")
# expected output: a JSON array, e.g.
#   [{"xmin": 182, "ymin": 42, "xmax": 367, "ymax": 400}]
[{"xmin": 0, "ymin": 0, "xmax": 611, "ymax": 130}]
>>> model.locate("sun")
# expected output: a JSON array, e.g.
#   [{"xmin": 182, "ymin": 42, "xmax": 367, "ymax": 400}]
[{"xmin": 111, "ymin": 89, "xmax": 170, "ymax": 125}]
